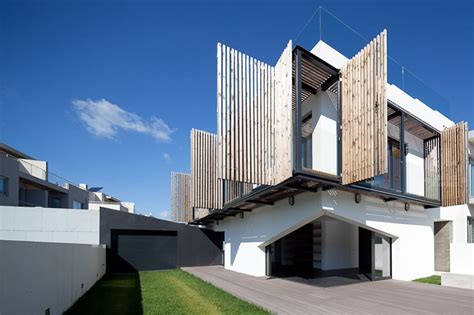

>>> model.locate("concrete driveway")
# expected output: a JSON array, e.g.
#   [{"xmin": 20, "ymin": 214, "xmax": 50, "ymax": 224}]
[{"xmin": 183, "ymin": 266, "xmax": 474, "ymax": 314}]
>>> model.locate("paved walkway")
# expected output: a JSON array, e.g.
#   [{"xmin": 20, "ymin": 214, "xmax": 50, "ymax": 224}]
[{"xmin": 183, "ymin": 266, "xmax": 474, "ymax": 314}]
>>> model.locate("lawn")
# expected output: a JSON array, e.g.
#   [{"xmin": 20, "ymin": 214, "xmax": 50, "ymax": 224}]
[
  {"xmin": 413, "ymin": 275, "xmax": 441, "ymax": 285},
  {"xmin": 65, "ymin": 269, "xmax": 269, "ymax": 315}
]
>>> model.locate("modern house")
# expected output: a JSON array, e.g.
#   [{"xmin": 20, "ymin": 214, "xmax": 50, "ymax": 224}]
[
  {"xmin": 170, "ymin": 25, "xmax": 473, "ymax": 282},
  {"xmin": 0, "ymin": 143, "xmax": 136, "ymax": 213}
]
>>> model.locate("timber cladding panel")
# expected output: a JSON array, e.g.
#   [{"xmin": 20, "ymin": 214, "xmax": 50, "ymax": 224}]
[
  {"xmin": 191, "ymin": 129, "xmax": 220, "ymax": 209},
  {"xmin": 341, "ymin": 30, "xmax": 388, "ymax": 185},
  {"xmin": 191, "ymin": 129, "xmax": 252, "ymax": 210},
  {"xmin": 216, "ymin": 41, "xmax": 292, "ymax": 186},
  {"xmin": 170, "ymin": 172, "xmax": 192, "ymax": 222},
  {"xmin": 441, "ymin": 122, "xmax": 468, "ymax": 207}
]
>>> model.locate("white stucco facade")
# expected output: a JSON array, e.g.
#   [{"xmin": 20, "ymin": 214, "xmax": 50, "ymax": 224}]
[
  {"xmin": 438, "ymin": 204, "xmax": 474, "ymax": 275},
  {"xmin": 216, "ymin": 189, "xmax": 440, "ymax": 281}
]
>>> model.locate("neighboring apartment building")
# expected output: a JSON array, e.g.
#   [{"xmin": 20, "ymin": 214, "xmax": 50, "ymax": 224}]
[
  {"xmin": 0, "ymin": 143, "xmax": 89, "ymax": 209},
  {"xmin": 88, "ymin": 188, "xmax": 135, "ymax": 213},
  {"xmin": 170, "ymin": 25, "xmax": 473, "ymax": 282},
  {"xmin": 0, "ymin": 143, "xmax": 135, "ymax": 213}
]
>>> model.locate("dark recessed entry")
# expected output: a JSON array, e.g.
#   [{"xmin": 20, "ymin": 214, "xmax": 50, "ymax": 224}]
[{"xmin": 111, "ymin": 229, "xmax": 178, "ymax": 272}]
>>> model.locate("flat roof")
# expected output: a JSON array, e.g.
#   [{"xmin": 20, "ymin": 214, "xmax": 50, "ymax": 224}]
[{"xmin": 0, "ymin": 143, "xmax": 34, "ymax": 160}]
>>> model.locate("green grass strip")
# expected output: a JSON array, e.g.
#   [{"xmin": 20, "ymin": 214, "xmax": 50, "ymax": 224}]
[
  {"xmin": 413, "ymin": 275, "xmax": 441, "ymax": 285},
  {"xmin": 65, "ymin": 269, "xmax": 269, "ymax": 315}
]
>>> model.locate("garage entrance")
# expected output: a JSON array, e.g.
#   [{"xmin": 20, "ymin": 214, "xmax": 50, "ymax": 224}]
[
  {"xmin": 266, "ymin": 216, "xmax": 391, "ymax": 282},
  {"xmin": 111, "ymin": 229, "xmax": 178, "ymax": 272}
]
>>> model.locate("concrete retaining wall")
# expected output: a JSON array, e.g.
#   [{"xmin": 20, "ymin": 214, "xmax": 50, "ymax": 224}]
[
  {"xmin": 0, "ymin": 240, "xmax": 105, "ymax": 315},
  {"xmin": 0, "ymin": 205, "xmax": 100, "ymax": 244}
]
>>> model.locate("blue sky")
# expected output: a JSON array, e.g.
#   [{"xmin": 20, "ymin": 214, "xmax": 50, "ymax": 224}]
[{"xmin": 1, "ymin": 0, "xmax": 472, "ymax": 219}]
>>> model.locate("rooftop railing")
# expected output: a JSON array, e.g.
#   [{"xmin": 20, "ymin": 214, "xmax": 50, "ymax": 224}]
[
  {"xmin": 4, "ymin": 153, "xmax": 79, "ymax": 190},
  {"xmin": 295, "ymin": 6, "xmax": 450, "ymax": 117}
]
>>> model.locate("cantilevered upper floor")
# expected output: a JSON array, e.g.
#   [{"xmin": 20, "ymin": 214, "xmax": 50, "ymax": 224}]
[{"xmin": 170, "ymin": 27, "xmax": 469, "ymax": 225}]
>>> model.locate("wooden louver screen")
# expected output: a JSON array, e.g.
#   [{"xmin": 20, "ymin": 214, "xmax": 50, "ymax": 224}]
[
  {"xmin": 191, "ymin": 129, "xmax": 252, "ymax": 210},
  {"xmin": 191, "ymin": 129, "xmax": 219, "ymax": 209},
  {"xmin": 341, "ymin": 30, "xmax": 388, "ymax": 185},
  {"xmin": 170, "ymin": 172, "xmax": 191, "ymax": 222},
  {"xmin": 217, "ymin": 41, "xmax": 293, "ymax": 186},
  {"xmin": 441, "ymin": 122, "xmax": 468, "ymax": 207}
]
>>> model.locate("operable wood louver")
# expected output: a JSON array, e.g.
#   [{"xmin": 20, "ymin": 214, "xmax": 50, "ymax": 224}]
[
  {"xmin": 341, "ymin": 30, "xmax": 388, "ymax": 185},
  {"xmin": 191, "ymin": 129, "xmax": 218, "ymax": 209},
  {"xmin": 216, "ymin": 41, "xmax": 293, "ymax": 186},
  {"xmin": 170, "ymin": 172, "xmax": 191, "ymax": 222},
  {"xmin": 191, "ymin": 129, "xmax": 253, "ymax": 210},
  {"xmin": 441, "ymin": 122, "xmax": 468, "ymax": 207}
]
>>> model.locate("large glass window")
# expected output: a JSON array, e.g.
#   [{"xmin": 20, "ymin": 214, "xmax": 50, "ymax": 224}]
[
  {"xmin": 373, "ymin": 139, "xmax": 401, "ymax": 191},
  {"xmin": 0, "ymin": 176, "xmax": 7, "ymax": 195},
  {"xmin": 73, "ymin": 200, "xmax": 84, "ymax": 209}
]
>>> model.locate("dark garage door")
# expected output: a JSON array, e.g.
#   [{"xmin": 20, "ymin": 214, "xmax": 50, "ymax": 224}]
[{"xmin": 111, "ymin": 229, "xmax": 178, "ymax": 272}]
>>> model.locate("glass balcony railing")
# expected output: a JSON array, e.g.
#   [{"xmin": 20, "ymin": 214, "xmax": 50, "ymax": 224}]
[{"xmin": 295, "ymin": 6, "xmax": 450, "ymax": 117}]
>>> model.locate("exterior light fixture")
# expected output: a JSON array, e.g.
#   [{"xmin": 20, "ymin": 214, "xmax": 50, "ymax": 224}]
[
  {"xmin": 405, "ymin": 203, "xmax": 410, "ymax": 211},
  {"xmin": 240, "ymin": 212, "xmax": 244, "ymax": 219},
  {"xmin": 288, "ymin": 196, "xmax": 295, "ymax": 206},
  {"xmin": 355, "ymin": 193, "xmax": 361, "ymax": 204}
]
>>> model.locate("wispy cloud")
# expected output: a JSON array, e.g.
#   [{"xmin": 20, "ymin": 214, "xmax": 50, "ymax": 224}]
[
  {"xmin": 73, "ymin": 98, "xmax": 175, "ymax": 142},
  {"xmin": 163, "ymin": 152, "xmax": 171, "ymax": 162},
  {"xmin": 157, "ymin": 210, "xmax": 170, "ymax": 220}
]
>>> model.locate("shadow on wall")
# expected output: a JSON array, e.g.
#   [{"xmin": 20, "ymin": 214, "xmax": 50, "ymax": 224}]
[
  {"xmin": 230, "ymin": 236, "xmax": 266, "ymax": 267},
  {"xmin": 65, "ymin": 272, "xmax": 143, "ymax": 315}
]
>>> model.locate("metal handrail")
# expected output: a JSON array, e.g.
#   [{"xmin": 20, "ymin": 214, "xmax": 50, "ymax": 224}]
[{"xmin": 3, "ymin": 152, "xmax": 79, "ymax": 188}]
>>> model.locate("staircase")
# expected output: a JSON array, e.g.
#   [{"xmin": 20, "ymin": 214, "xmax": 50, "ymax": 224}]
[{"xmin": 313, "ymin": 221, "xmax": 322, "ymax": 269}]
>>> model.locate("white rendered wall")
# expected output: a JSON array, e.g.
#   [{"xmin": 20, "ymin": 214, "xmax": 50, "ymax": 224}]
[
  {"xmin": 18, "ymin": 159, "xmax": 48, "ymax": 180},
  {"xmin": 0, "ymin": 240, "xmax": 105, "ymax": 315},
  {"xmin": 439, "ymin": 204, "xmax": 474, "ymax": 274},
  {"xmin": 322, "ymin": 190, "xmax": 438, "ymax": 280},
  {"xmin": 0, "ymin": 206, "xmax": 100, "ymax": 244},
  {"xmin": 217, "ymin": 189, "xmax": 438, "ymax": 280},
  {"xmin": 450, "ymin": 243, "xmax": 474, "ymax": 275},
  {"xmin": 215, "ymin": 192, "xmax": 324, "ymax": 277},
  {"xmin": 321, "ymin": 217, "xmax": 358, "ymax": 270},
  {"xmin": 405, "ymin": 132, "xmax": 425, "ymax": 196},
  {"xmin": 311, "ymin": 91, "xmax": 338, "ymax": 175},
  {"xmin": 301, "ymin": 91, "xmax": 338, "ymax": 175}
]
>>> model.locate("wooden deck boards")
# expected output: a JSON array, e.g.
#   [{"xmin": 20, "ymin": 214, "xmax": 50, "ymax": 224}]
[{"xmin": 183, "ymin": 266, "xmax": 474, "ymax": 315}]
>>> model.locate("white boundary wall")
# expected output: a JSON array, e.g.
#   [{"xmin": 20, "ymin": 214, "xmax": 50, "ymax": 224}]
[
  {"xmin": 0, "ymin": 206, "xmax": 99, "ymax": 244},
  {"xmin": 0, "ymin": 240, "xmax": 105, "ymax": 315},
  {"xmin": 216, "ymin": 190, "xmax": 439, "ymax": 280}
]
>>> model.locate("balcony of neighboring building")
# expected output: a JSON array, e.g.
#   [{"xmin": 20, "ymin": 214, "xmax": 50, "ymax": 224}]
[
  {"xmin": 0, "ymin": 144, "xmax": 89, "ymax": 209},
  {"xmin": 88, "ymin": 190, "xmax": 135, "ymax": 213}
]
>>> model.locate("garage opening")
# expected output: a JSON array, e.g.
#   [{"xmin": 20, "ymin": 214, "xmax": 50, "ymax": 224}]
[
  {"xmin": 266, "ymin": 216, "xmax": 391, "ymax": 283},
  {"xmin": 111, "ymin": 229, "xmax": 178, "ymax": 272}
]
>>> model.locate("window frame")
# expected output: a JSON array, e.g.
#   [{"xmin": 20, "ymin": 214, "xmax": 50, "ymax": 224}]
[
  {"xmin": 468, "ymin": 217, "xmax": 474, "ymax": 244},
  {"xmin": 0, "ymin": 176, "xmax": 8, "ymax": 196}
]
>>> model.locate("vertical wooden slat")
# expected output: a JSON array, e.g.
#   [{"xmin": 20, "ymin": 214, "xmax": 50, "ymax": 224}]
[
  {"xmin": 170, "ymin": 172, "xmax": 191, "ymax": 222},
  {"xmin": 215, "ymin": 41, "xmax": 292, "ymax": 186},
  {"xmin": 441, "ymin": 122, "xmax": 468, "ymax": 206},
  {"xmin": 341, "ymin": 30, "xmax": 387, "ymax": 185}
]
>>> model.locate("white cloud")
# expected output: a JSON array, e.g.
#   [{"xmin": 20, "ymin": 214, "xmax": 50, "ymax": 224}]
[
  {"xmin": 73, "ymin": 98, "xmax": 175, "ymax": 142},
  {"xmin": 163, "ymin": 152, "xmax": 171, "ymax": 162},
  {"xmin": 157, "ymin": 210, "xmax": 170, "ymax": 220}
]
